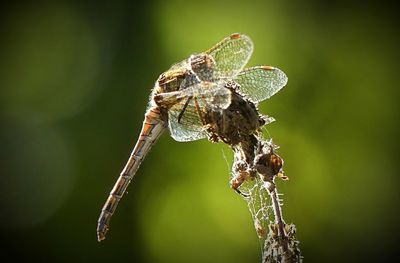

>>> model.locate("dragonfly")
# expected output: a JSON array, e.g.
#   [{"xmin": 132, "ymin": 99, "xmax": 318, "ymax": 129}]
[{"xmin": 97, "ymin": 33, "xmax": 288, "ymax": 241}]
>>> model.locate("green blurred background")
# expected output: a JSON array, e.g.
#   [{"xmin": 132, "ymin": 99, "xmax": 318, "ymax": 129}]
[{"xmin": 0, "ymin": 0, "xmax": 398, "ymax": 262}]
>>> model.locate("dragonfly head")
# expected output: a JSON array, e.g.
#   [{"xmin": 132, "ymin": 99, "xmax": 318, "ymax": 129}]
[{"xmin": 156, "ymin": 68, "xmax": 187, "ymax": 93}]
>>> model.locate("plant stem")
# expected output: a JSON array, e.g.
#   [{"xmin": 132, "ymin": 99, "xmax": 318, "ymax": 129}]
[{"xmin": 265, "ymin": 181, "xmax": 286, "ymax": 240}]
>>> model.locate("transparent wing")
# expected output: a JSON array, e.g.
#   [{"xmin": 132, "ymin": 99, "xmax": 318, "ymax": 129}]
[
  {"xmin": 168, "ymin": 98, "xmax": 207, "ymax": 142},
  {"xmin": 234, "ymin": 66, "xmax": 288, "ymax": 103},
  {"xmin": 206, "ymin": 33, "xmax": 253, "ymax": 79},
  {"xmin": 177, "ymin": 81, "xmax": 231, "ymax": 109},
  {"xmin": 167, "ymin": 81, "xmax": 232, "ymax": 142}
]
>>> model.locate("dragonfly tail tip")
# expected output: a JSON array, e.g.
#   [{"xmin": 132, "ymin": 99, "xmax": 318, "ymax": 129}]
[{"xmin": 97, "ymin": 232, "xmax": 106, "ymax": 242}]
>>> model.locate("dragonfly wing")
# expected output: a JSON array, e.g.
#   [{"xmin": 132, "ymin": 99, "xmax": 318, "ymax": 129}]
[
  {"xmin": 167, "ymin": 82, "xmax": 232, "ymax": 142},
  {"xmin": 206, "ymin": 85, "xmax": 232, "ymax": 110},
  {"xmin": 168, "ymin": 97, "xmax": 207, "ymax": 142},
  {"xmin": 206, "ymin": 33, "xmax": 253, "ymax": 79},
  {"xmin": 178, "ymin": 81, "xmax": 232, "ymax": 109},
  {"xmin": 234, "ymin": 66, "xmax": 288, "ymax": 103}
]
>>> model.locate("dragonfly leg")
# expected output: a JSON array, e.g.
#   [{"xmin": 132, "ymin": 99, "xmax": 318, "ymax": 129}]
[
  {"xmin": 193, "ymin": 96, "xmax": 206, "ymax": 126},
  {"xmin": 177, "ymin": 96, "xmax": 193, "ymax": 123}
]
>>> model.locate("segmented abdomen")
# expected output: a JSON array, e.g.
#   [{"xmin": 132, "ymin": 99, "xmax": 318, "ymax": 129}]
[{"xmin": 97, "ymin": 106, "xmax": 166, "ymax": 241}]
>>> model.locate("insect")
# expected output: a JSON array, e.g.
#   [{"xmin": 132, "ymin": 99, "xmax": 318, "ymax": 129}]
[{"xmin": 97, "ymin": 33, "xmax": 288, "ymax": 241}]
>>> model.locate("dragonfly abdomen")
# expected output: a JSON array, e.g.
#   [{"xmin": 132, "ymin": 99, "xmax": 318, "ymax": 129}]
[{"xmin": 97, "ymin": 106, "xmax": 166, "ymax": 241}]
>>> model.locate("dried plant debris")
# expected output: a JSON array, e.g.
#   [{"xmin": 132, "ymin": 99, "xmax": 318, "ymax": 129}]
[
  {"xmin": 230, "ymin": 137, "xmax": 302, "ymax": 262},
  {"xmin": 263, "ymin": 224, "xmax": 303, "ymax": 263}
]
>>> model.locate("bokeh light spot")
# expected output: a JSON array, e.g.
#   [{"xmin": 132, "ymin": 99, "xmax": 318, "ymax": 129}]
[
  {"xmin": 0, "ymin": 3, "xmax": 99, "ymax": 122},
  {"xmin": 0, "ymin": 121, "xmax": 75, "ymax": 228}
]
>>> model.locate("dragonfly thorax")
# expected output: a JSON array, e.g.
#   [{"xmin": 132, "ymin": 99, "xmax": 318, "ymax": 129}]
[{"xmin": 156, "ymin": 68, "xmax": 188, "ymax": 93}]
